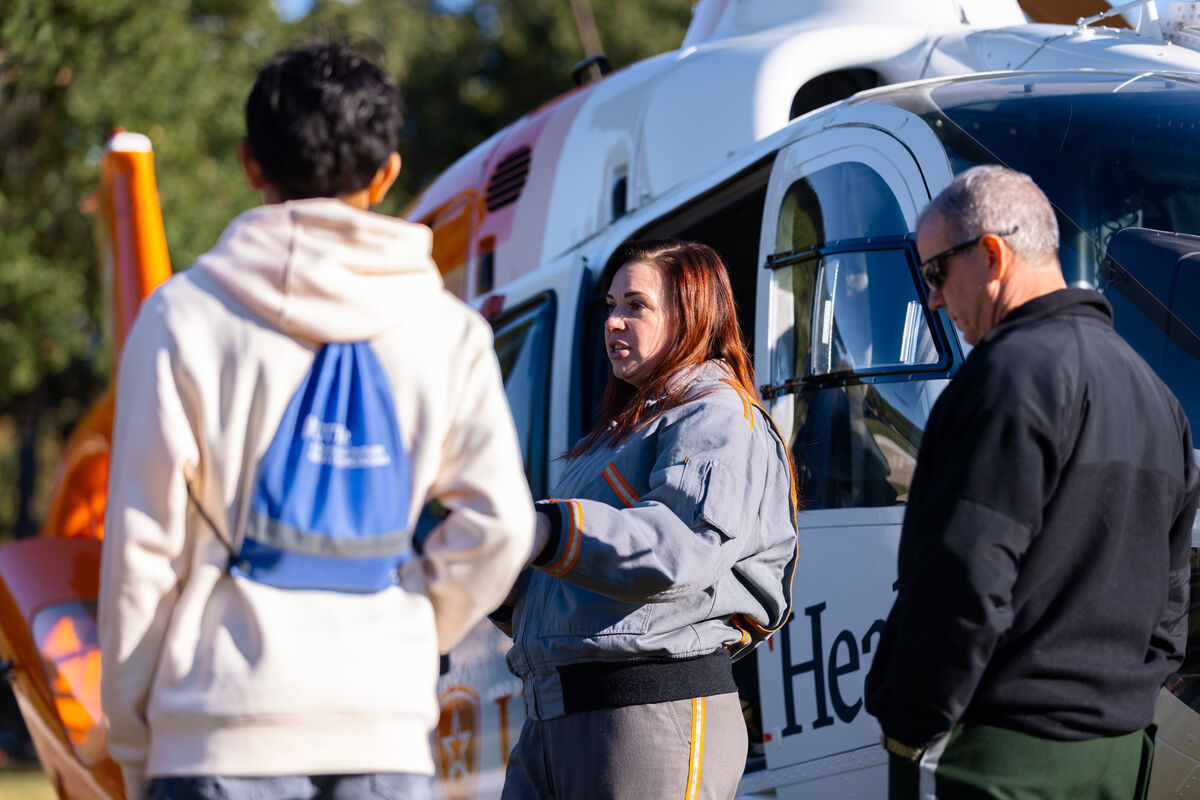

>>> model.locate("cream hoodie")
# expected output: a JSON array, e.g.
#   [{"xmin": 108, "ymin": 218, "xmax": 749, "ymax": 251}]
[{"xmin": 99, "ymin": 199, "xmax": 533, "ymax": 797}]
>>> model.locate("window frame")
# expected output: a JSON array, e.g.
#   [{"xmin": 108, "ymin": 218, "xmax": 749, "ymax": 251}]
[
  {"xmin": 762, "ymin": 233, "xmax": 958, "ymax": 399},
  {"xmin": 489, "ymin": 292, "xmax": 556, "ymax": 500}
]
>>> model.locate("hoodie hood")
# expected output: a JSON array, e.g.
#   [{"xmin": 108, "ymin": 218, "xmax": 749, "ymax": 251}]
[{"xmin": 198, "ymin": 198, "xmax": 442, "ymax": 343}]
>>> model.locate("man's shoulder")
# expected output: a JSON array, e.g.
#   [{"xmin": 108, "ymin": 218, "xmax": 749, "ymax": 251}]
[
  {"xmin": 935, "ymin": 319, "xmax": 1081, "ymax": 433},
  {"xmin": 990, "ymin": 303, "xmax": 1157, "ymax": 389},
  {"xmin": 968, "ymin": 320, "xmax": 1077, "ymax": 389}
]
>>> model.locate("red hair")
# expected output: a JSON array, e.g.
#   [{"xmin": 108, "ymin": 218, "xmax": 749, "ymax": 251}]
[{"xmin": 568, "ymin": 239, "xmax": 758, "ymax": 457}]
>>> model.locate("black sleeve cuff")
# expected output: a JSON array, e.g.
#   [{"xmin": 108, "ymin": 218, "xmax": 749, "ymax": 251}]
[
  {"xmin": 488, "ymin": 603, "xmax": 514, "ymax": 628},
  {"xmin": 532, "ymin": 501, "xmax": 565, "ymax": 569}
]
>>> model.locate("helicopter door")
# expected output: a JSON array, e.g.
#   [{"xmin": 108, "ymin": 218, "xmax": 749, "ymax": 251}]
[{"xmin": 746, "ymin": 120, "xmax": 958, "ymax": 796}]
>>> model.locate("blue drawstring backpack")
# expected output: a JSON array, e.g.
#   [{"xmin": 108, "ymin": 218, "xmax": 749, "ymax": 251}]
[{"xmin": 231, "ymin": 341, "xmax": 414, "ymax": 593}]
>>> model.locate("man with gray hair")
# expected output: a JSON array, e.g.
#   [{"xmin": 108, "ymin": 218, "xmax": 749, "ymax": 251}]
[{"xmin": 865, "ymin": 165, "xmax": 1198, "ymax": 798}]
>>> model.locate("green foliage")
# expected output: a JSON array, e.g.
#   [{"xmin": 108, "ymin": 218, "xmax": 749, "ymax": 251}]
[
  {"xmin": 0, "ymin": 0, "xmax": 285, "ymax": 530},
  {"xmin": 1, "ymin": 0, "xmax": 282, "ymax": 403},
  {"xmin": 0, "ymin": 0, "xmax": 693, "ymax": 531}
]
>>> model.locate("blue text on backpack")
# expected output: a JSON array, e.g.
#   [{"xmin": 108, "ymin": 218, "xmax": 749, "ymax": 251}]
[{"xmin": 234, "ymin": 342, "xmax": 413, "ymax": 592}]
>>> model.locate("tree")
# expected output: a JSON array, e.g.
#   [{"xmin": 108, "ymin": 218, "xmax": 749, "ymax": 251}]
[{"xmin": 0, "ymin": 0, "xmax": 285, "ymax": 535}]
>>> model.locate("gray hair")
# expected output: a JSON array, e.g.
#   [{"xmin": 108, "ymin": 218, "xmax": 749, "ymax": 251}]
[{"xmin": 917, "ymin": 165, "xmax": 1060, "ymax": 267}]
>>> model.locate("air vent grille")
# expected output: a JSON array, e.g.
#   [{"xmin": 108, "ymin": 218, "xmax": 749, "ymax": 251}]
[{"xmin": 485, "ymin": 146, "xmax": 532, "ymax": 212}]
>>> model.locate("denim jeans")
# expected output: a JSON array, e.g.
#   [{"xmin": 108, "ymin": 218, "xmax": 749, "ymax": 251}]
[{"xmin": 146, "ymin": 773, "xmax": 434, "ymax": 800}]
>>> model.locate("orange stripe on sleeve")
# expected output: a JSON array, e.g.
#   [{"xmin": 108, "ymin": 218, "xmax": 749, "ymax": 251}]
[
  {"xmin": 602, "ymin": 470, "xmax": 628, "ymax": 507},
  {"xmin": 609, "ymin": 462, "xmax": 640, "ymax": 503},
  {"xmin": 548, "ymin": 501, "xmax": 584, "ymax": 577},
  {"xmin": 723, "ymin": 621, "xmax": 751, "ymax": 651},
  {"xmin": 602, "ymin": 466, "xmax": 635, "ymax": 508},
  {"xmin": 545, "ymin": 501, "xmax": 577, "ymax": 576},
  {"xmin": 558, "ymin": 501, "xmax": 584, "ymax": 575}
]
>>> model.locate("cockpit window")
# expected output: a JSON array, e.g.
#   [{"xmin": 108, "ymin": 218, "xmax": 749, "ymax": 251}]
[
  {"xmin": 917, "ymin": 74, "xmax": 1200, "ymax": 286},
  {"xmin": 879, "ymin": 71, "xmax": 1200, "ymax": 427}
]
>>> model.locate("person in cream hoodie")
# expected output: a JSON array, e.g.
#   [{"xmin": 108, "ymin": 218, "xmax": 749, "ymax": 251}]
[{"xmin": 99, "ymin": 42, "xmax": 535, "ymax": 800}]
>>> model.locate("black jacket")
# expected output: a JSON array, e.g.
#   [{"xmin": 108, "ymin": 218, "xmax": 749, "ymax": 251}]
[{"xmin": 865, "ymin": 288, "xmax": 1199, "ymax": 746}]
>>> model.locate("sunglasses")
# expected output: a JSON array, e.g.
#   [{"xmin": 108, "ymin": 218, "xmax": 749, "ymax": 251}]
[{"xmin": 918, "ymin": 225, "xmax": 1019, "ymax": 291}]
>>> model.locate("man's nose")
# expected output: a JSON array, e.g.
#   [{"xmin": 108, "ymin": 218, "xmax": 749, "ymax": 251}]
[{"xmin": 926, "ymin": 288, "xmax": 945, "ymax": 312}]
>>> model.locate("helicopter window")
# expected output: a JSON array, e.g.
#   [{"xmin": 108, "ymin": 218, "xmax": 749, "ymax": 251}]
[
  {"xmin": 1166, "ymin": 266, "xmax": 1200, "ymax": 422},
  {"xmin": 492, "ymin": 294, "xmax": 555, "ymax": 499},
  {"xmin": 776, "ymin": 161, "xmax": 907, "ymax": 253},
  {"xmin": 776, "ymin": 245, "xmax": 944, "ymax": 509},
  {"xmin": 771, "ymin": 162, "xmax": 943, "ymax": 383},
  {"xmin": 809, "ymin": 248, "xmax": 938, "ymax": 376},
  {"xmin": 792, "ymin": 380, "xmax": 944, "ymax": 509},
  {"xmin": 768, "ymin": 160, "xmax": 954, "ymax": 509}
]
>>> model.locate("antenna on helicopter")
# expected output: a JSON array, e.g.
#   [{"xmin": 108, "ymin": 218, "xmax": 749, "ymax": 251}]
[
  {"xmin": 1075, "ymin": 0, "xmax": 1160, "ymax": 37},
  {"xmin": 568, "ymin": 0, "xmax": 611, "ymax": 85}
]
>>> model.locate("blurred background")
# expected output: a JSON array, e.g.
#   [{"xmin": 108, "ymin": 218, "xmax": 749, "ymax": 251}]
[{"xmin": 0, "ymin": 0, "xmax": 692, "ymax": 768}]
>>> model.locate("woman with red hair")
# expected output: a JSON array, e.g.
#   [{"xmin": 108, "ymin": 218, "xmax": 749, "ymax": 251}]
[{"xmin": 493, "ymin": 239, "xmax": 799, "ymax": 799}]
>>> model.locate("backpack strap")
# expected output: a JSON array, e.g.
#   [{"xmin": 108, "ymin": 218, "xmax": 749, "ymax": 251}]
[{"xmin": 185, "ymin": 479, "xmax": 238, "ymax": 573}]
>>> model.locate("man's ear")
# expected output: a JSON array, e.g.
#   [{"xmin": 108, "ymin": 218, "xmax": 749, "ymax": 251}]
[
  {"xmin": 237, "ymin": 138, "xmax": 265, "ymax": 192},
  {"xmin": 982, "ymin": 233, "xmax": 1010, "ymax": 282},
  {"xmin": 367, "ymin": 152, "xmax": 402, "ymax": 206}
]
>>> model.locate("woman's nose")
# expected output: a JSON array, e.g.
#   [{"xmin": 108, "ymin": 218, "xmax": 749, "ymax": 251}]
[{"xmin": 606, "ymin": 314, "xmax": 624, "ymax": 331}]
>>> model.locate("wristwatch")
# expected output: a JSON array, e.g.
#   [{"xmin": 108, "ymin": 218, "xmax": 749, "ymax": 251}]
[{"xmin": 880, "ymin": 732, "xmax": 924, "ymax": 761}]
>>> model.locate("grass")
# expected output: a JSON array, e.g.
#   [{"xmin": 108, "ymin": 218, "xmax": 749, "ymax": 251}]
[{"xmin": 0, "ymin": 765, "xmax": 56, "ymax": 800}]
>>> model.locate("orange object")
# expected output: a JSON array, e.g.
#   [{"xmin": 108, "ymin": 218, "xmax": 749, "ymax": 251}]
[
  {"xmin": 0, "ymin": 538, "xmax": 123, "ymax": 799},
  {"xmin": 427, "ymin": 189, "xmax": 479, "ymax": 279},
  {"xmin": 40, "ymin": 131, "xmax": 172, "ymax": 545},
  {"xmin": 1018, "ymin": 0, "xmax": 1130, "ymax": 27},
  {"xmin": 40, "ymin": 388, "xmax": 113, "ymax": 540},
  {"xmin": 36, "ymin": 605, "xmax": 106, "ymax": 763},
  {"xmin": 1, "ymin": 130, "xmax": 172, "ymax": 800},
  {"xmin": 99, "ymin": 131, "xmax": 173, "ymax": 362}
]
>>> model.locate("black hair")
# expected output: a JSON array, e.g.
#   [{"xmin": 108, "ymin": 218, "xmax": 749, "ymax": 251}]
[{"xmin": 245, "ymin": 41, "xmax": 402, "ymax": 200}]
